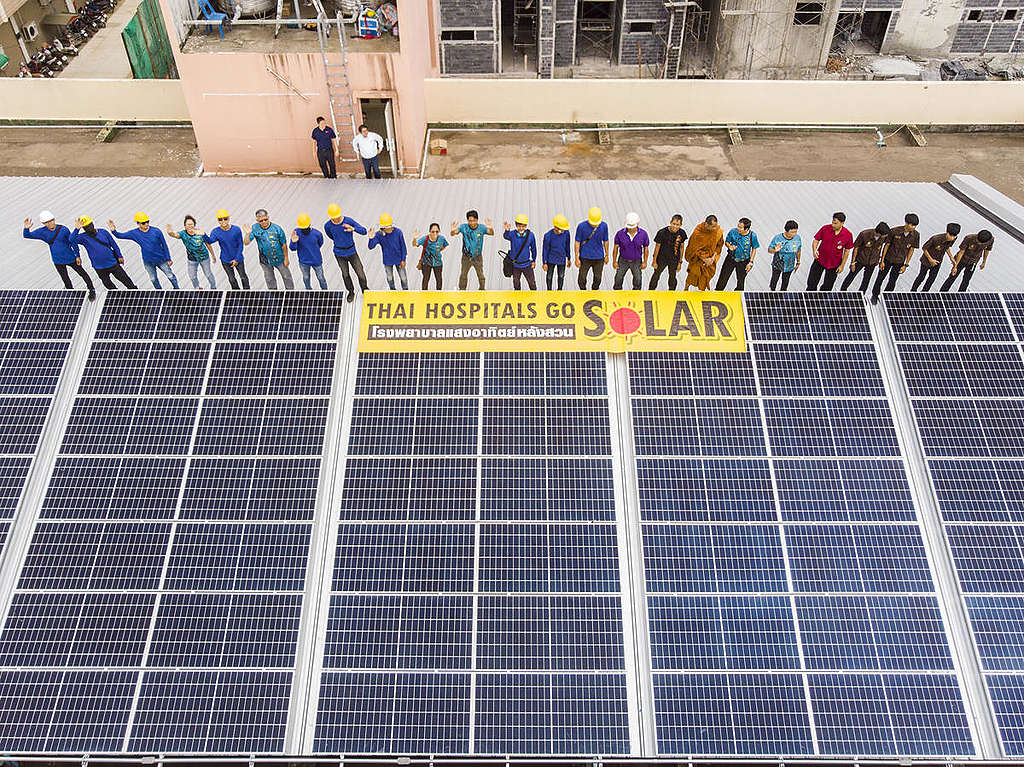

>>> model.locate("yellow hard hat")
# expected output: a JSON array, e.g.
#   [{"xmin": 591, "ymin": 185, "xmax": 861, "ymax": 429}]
[
  {"xmin": 297, "ymin": 213, "xmax": 312, "ymax": 228},
  {"xmin": 553, "ymin": 214, "xmax": 569, "ymax": 231},
  {"xmin": 588, "ymin": 206, "xmax": 602, "ymax": 226},
  {"xmin": 327, "ymin": 203, "xmax": 341, "ymax": 218},
  {"xmin": 379, "ymin": 213, "xmax": 393, "ymax": 228},
  {"xmin": 514, "ymin": 214, "xmax": 529, "ymax": 226},
  {"xmin": 79, "ymin": 215, "xmax": 92, "ymax": 226},
  {"xmin": 216, "ymin": 209, "xmax": 229, "ymax": 219},
  {"xmin": 134, "ymin": 211, "xmax": 150, "ymax": 224}
]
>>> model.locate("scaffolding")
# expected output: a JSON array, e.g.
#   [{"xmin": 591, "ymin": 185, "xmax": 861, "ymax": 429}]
[
  {"xmin": 575, "ymin": 0, "xmax": 616, "ymax": 63},
  {"xmin": 513, "ymin": 0, "xmax": 538, "ymax": 52},
  {"xmin": 713, "ymin": 0, "xmax": 821, "ymax": 78}
]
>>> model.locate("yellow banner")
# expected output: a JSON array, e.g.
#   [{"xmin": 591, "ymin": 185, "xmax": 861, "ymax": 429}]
[{"xmin": 359, "ymin": 291, "xmax": 745, "ymax": 353}]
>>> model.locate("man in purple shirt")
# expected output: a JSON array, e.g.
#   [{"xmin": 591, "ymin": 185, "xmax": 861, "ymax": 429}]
[{"xmin": 612, "ymin": 212, "xmax": 649, "ymax": 290}]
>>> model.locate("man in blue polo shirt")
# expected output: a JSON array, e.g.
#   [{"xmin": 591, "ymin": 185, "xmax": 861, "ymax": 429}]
[
  {"xmin": 110, "ymin": 212, "xmax": 179, "ymax": 290},
  {"xmin": 244, "ymin": 209, "xmax": 294, "ymax": 290},
  {"xmin": 311, "ymin": 116, "xmax": 337, "ymax": 179},
  {"xmin": 575, "ymin": 206, "xmax": 609, "ymax": 290},
  {"xmin": 204, "ymin": 209, "xmax": 250, "ymax": 290},
  {"xmin": 450, "ymin": 210, "xmax": 493, "ymax": 290},
  {"xmin": 23, "ymin": 211, "xmax": 95, "ymax": 299}
]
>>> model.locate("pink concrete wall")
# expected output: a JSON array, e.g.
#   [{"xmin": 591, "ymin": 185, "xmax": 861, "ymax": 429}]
[{"xmin": 160, "ymin": 0, "xmax": 437, "ymax": 174}]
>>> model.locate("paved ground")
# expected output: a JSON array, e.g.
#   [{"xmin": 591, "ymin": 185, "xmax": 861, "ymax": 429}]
[
  {"xmin": 423, "ymin": 128, "xmax": 1024, "ymax": 205},
  {"xmin": 59, "ymin": 0, "xmax": 145, "ymax": 78},
  {"xmin": 0, "ymin": 128, "xmax": 201, "ymax": 177}
]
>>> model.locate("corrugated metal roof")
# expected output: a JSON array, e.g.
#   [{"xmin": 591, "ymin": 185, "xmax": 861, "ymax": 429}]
[{"xmin": 7, "ymin": 176, "xmax": 1022, "ymax": 292}]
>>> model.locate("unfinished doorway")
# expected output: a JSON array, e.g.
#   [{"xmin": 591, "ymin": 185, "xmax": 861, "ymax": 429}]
[
  {"xmin": 860, "ymin": 10, "xmax": 891, "ymax": 51},
  {"xmin": 830, "ymin": 10, "xmax": 890, "ymax": 54},
  {"xmin": 358, "ymin": 98, "xmax": 397, "ymax": 177},
  {"xmin": 500, "ymin": 0, "xmax": 538, "ymax": 73}
]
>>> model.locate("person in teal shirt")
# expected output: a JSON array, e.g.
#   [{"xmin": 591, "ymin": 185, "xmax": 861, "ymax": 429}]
[
  {"xmin": 768, "ymin": 221, "xmax": 802, "ymax": 291},
  {"xmin": 450, "ymin": 209, "xmax": 493, "ymax": 290},
  {"xmin": 412, "ymin": 223, "xmax": 448, "ymax": 290},
  {"xmin": 244, "ymin": 209, "xmax": 294, "ymax": 290},
  {"xmin": 166, "ymin": 216, "xmax": 216, "ymax": 289}
]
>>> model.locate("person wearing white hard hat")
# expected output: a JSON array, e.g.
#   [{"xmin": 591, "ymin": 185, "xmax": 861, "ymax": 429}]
[
  {"xmin": 23, "ymin": 211, "xmax": 95, "ymax": 300},
  {"xmin": 612, "ymin": 212, "xmax": 649, "ymax": 290}
]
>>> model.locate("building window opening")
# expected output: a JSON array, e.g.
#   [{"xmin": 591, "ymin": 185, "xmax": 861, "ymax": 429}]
[{"xmin": 794, "ymin": 2, "xmax": 824, "ymax": 25}]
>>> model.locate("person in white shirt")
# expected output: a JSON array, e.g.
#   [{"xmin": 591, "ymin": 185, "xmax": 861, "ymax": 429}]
[{"xmin": 352, "ymin": 124, "xmax": 385, "ymax": 179}]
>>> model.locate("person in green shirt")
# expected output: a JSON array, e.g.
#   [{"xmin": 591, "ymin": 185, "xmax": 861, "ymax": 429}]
[{"xmin": 166, "ymin": 215, "xmax": 216, "ymax": 289}]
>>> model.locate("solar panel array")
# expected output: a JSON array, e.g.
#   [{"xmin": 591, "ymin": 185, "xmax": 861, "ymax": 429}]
[
  {"xmin": 887, "ymin": 292, "xmax": 1024, "ymax": 757},
  {"xmin": 0, "ymin": 292, "xmax": 343, "ymax": 753},
  {"xmin": 0, "ymin": 291, "xmax": 84, "ymax": 558},
  {"xmin": 633, "ymin": 293, "xmax": 974, "ymax": 757},
  {"xmin": 313, "ymin": 351, "xmax": 632, "ymax": 755}
]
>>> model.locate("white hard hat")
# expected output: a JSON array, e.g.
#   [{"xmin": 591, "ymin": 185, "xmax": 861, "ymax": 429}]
[
  {"xmin": 39, "ymin": 210, "xmax": 55, "ymax": 223},
  {"xmin": 625, "ymin": 212, "xmax": 640, "ymax": 227}
]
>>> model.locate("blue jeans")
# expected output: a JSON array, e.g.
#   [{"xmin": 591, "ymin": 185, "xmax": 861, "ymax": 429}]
[
  {"xmin": 187, "ymin": 258, "xmax": 216, "ymax": 289},
  {"xmin": 385, "ymin": 263, "xmax": 408, "ymax": 290},
  {"xmin": 300, "ymin": 262, "xmax": 328, "ymax": 290},
  {"xmin": 144, "ymin": 260, "xmax": 179, "ymax": 289},
  {"xmin": 362, "ymin": 155, "xmax": 381, "ymax": 179}
]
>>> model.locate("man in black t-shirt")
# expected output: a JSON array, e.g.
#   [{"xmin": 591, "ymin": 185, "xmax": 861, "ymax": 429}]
[{"xmin": 649, "ymin": 214, "xmax": 687, "ymax": 290}]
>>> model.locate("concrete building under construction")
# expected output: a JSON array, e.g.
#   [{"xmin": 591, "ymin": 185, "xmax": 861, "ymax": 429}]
[{"xmin": 437, "ymin": 0, "xmax": 1024, "ymax": 77}]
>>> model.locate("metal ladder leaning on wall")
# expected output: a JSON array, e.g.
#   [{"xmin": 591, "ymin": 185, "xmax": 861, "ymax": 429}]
[{"xmin": 315, "ymin": 7, "xmax": 358, "ymax": 162}]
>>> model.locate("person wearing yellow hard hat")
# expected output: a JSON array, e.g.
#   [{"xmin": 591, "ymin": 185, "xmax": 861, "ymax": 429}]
[
  {"xmin": 612, "ymin": 212, "xmax": 649, "ymax": 290},
  {"xmin": 450, "ymin": 209, "xmax": 494, "ymax": 290},
  {"xmin": 243, "ymin": 209, "xmax": 294, "ymax": 290},
  {"xmin": 69, "ymin": 216, "xmax": 138, "ymax": 290},
  {"xmin": 575, "ymin": 206, "xmax": 609, "ymax": 289},
  {"xmin": 542, "ymin": 215, "xmax": 572, "ymax": 291},
  {"xmin": 23, "ymin": 210, "xmax": 96, "ymax": 300},
  {"xmin": 368, "ymin": 213, "xmax": 409, "ymax": 290},
  {"xmin": 325, "ymin": 203, "xmax": 369, "ymax": 303},
  {"xmin": 289, "ymin": 214, "xmax": 329, "ymax": 291},
  {"xmin": 109, "ymin": 211, "xmax": 180, "ymax": 290},
  {"xmin": 411, "ymin": 222, "xmax": 449, "ymax": 290},
  {"xmin": 203, "ymin": 209, "xmax": 250, "ymax": 290},
  {"xmin": 502, "ymin": 214, "xmax": 538, "ymax": 290}
]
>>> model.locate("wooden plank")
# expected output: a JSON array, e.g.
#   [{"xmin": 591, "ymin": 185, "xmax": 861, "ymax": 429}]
[
  {"xmin": 95, "ymin": 121, "xmax": 119, "ymax": 143},
  {"xmin": 728, "ymin": 125, "xmax": 742, "ymax": 145},
  {"xmin": 907, "ymin": 123, "xmax": 927, "ymax": 147},
  {"xmin": 597, "ymin": 122, "xmax": 610, "ymax": 145}
]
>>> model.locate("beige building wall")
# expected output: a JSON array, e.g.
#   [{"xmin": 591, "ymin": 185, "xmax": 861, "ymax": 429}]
[{"xmin": 0, "ymin": 76, "xmax": 189, "ymax": 116}]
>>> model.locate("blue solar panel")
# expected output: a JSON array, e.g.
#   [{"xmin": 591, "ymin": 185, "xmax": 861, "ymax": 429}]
[{"xmin": 0, "ymin": 341, "xmax": 70, "ymax": 395}]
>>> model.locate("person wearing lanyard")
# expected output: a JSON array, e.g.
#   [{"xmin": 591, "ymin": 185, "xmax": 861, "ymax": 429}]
[
  {"xmin": 412, "ymin": 223, "xmax": 449, "ymax": 290},
  {"xmin": 289, "ymin": 214, "xmax": 329, "ymax": 290},
  {"xmin": 840, "ymin": 222, "xmax": 889, "ymax": 293},
  {"xmin": 70, "ymin": 216, "xmax": 138, "ymax": 290},
  {"xmin": 612, "ymin": 212, "xmax": 649, "ymax": 290},
  {"xmin": 324, "ymin": 203, "xmax": 369, "ymax": 303},
  {"xmin": 575, "ymin": 207, "xmax": 609, "ymax": 290},
  {"xmin": 715, "ymin": 217, "xmax": 759, "ymax": 291},
  {"xmin": 368, "ymin": 214, "xmax": 409, "ymax": 290},
  {"xmin": 542, "ymin": 215, "xmax": 572, "ymax": 290},
  {"xmin": 503, "ymin": 214, "xmax": 538, "ymax": 290},
  {"xmin": 166, "ymin": 215, "xmax": 217, "ymax": 289},
  {"xmin": 110, "ymin": 211, "xmax": 179, "ymax": 290},
  {"xmin": 808, "ymin": 212, "xmax": 854, "ymax": 291},
  {"xmin": 203, "ymin": 209, "xmax": 250, "ymax": 290},
  {"xmin": 450, "ymin": 210, "xmax": 493, "ymax": 290},
  {"xmin": 23, "ymin": 210, "xmax": 95, "ymax": 299},
  {"xmin": 244, "ymin": 209, "xmax": 294, "ymax": 290}
]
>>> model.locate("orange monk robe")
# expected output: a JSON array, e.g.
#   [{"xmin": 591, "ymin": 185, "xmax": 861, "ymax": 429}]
[{"xmin": 684, "ymin": 222, "xmax": 725, "ymax": 290}]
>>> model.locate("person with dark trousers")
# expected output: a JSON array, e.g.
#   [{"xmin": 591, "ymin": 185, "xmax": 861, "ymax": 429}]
[
  {"xmin": 716, "ymin": 217, "xmax": 759, "ymax": 291},
  {"xmin": 204, "ymin": 209, "xmax": 250, "ymax": 290},
  {"xmin": 613, "ymin": 212, "xmax": 649, "ymax": 290},
  {"xmin": 413, "ymin": 223, "xmax": 449, "ymax": 290},
  {"xmin": 503, "ymin": 215, "xmax": 538, "ymax": 290},
  {"xmin": 650, "ymin": 214, "xmax": 687, "ymax": 290},
  {"xmin": 912, "ymin": 223, "xmax": 960, "ymax": 292},
  {"xmin": 767, "ymin": 221, "xmax": 801, "ymax": 291},
  {"xmin": 289, "ymin": 214, "xmax": 329, "ymax": 290},
  {"xmin": 352, "ymin": 124, "xmax": 385, "ymax": 179},
  {"xmin": 808, "ymin": 212, "xmax": 853, "ymax": 291},
  {"xmin": 940, "ymin": 230, "xmax": 993, "ymax": 292},
  {"xmin": 23, "ymin": 211, "xmax": 95, "ymax": 299},
  {"xmin": 575, "ymin": 207, "xmax": 609, "ymax": 290},
  {"xmin": 542, "ymin": 215, "xmax": 572, "ymax": 290},
  {"xmin": 871, "ymin": 213, "xmax": 919, "ymax": 304},
  {"xmin": 70, "ymin": 216, "xmax": 137, "ymax": 290},
  {"xmin": 840, "ymin": 221, "xmax": 889, "ymax": 293},
  {"xmin": 110, "ymin": 212, "xmax": 179, "ymax": 290},
  {"xmin": 324, "ymin": 203, "xmax": 368, "ymax": 303},
  {"xmin": 311, "ymin": 117, "xmax": 337, "ymax": 179}
]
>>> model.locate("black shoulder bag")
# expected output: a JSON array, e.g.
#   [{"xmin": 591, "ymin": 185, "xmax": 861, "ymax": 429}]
[{"xmin": 500, "ymin": 233, "xmax": 530, "ymax": 278}]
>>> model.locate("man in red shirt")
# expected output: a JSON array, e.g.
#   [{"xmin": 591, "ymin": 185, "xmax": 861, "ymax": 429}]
[{"xmin": 807, "ymin": 212, "xmax": 854, "ymax": 291}]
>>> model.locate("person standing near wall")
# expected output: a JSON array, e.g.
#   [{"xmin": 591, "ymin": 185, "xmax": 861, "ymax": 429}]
[
  {"xmin": 767, "ymin": 221, "xmax": 801, "ymax": 291},
  {"xmin": 244, "ymin": 209, "xmax": 294, "ymax": 290},
  {"xmin": 871, "ymin": 213, "xmax": 920, "ymax": 304},
  {"xmin": 683, "ymin": 215, "xmax": 724, "ymax": 291},
  {"xmin": 312, "ymin": 116, "xmax": 338, "ymax": 179},
  {"xmin": 450, "ymin": 210, "xmax": 493, "ymax": 290},
  {"xmin": 715, "ymin": 217, "xmax": 759, "ymax": 291},
  {"xmin": 110, "ymin": 212, "xmax": 179, "ymax": 290},
  {"xmin": 166, "ymin": 216, "xmax": 217, "ymax": 290},
  {"xmin": 612, "ymin": 212, "xmax": 649, "ymax": 290},
  {"xmin": 912, "ymin": 223, "xmax": 960, "ymax": 292},
  {"xmin": 368, "ymin": 214, "xmax": 408, "ymax": 290},
  {"xmin": 204, "ymin": 209, "xmax": 251, "ymax": 290},
  {"xmin": 324, "ymin": 203, "xmax": 369, "ymax": 302},
  {"xmin": 23, "ymin": 211, "xmax": 95, "ymax": 300},
  {"xmin": 840, "ymin": 222, "xmax": 889, "ymax": 293},
  {"xmin": 289, "ymin": 214, "xmax": 329, "ymax": 290},
  {"xmin": 412, "ymin": 223, "xmax": 448, "ymax": 290},
  {"xmin": 649, "ymin": 215, "xmax": 687, "ymax": 291},
  {"xmin": 807, "ymin": 212, "xmax": 854, "ymax": 291},
  {"xmin": 940, "ymin": 229, "xmax": 993, "ymax": 293},
  {"xmin": 575, "ymin": 207, "xmax": 609, "ymax": 290},
  {"xmin": 352, "ymin": 124, "xmax": 385, "ymax": 179},
  {"xmin": 503, "ymin": 215, "xmax": 538, "ymax": 290},
  {"xmin": 71, "ymin": 216, "xmax": 138, "ymax": 291},
  {"xmin": 542, "ymin": 215, "xmax": 572, "ymax": 290}
]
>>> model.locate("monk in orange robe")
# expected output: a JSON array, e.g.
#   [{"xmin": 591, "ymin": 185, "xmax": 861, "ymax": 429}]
[{"xmin": 684, "ymin": 215, "xmax": 725, "ymax": 290}]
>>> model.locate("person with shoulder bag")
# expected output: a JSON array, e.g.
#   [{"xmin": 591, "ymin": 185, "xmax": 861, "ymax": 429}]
[
  {"xmin": 411, "ymin": 223, "xmax": 448, "ymax": 290},
  {"xmin": 502, "ymin": 214, "xmax": 538, "ymax": 290}
]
